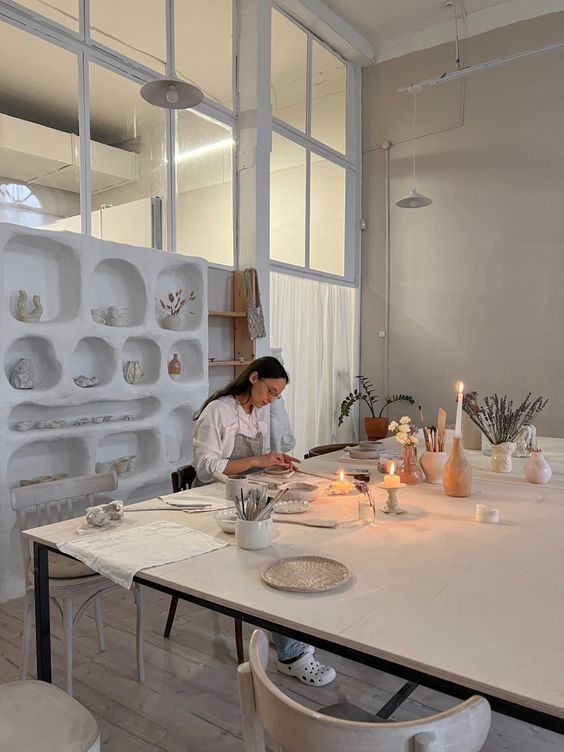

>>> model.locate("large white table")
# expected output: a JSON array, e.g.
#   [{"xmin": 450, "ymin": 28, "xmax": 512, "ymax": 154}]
[{"xmin": 24, "ymin": 437, "xmax": 564, "ymax": 733}]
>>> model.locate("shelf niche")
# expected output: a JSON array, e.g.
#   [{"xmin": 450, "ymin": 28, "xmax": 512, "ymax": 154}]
[
  {"xmin": 122, "ymin": 337, "xmax": 161, "ymax": 385},
  {"xmin": 9, "ymin": 396, "xmax": 160, "ymax": 430},
  {"xmin": 95, "ymin": 429, "xmax": 160, "ymax": 477},
  {"xmin": 163, "ymin": 406, "xmax": 194, "ymax": 465},
  {"xmin": 4, "ymin": 336, "xmax": 61, "ymax": 390},
  {"xmin": 4, "ymin": 233, "xmax": 81, "ymax": 324},
  {"xmin": 71, "ymin": 337, "xmax": 115, "ymax": 389},
  {"xmin": 156, "ymin": 262, "xmax": 204, "ymax": 332},
  {"xmin": 166, "ymin": 339, "xmax": 204, "ymax": 384},
  {"xmin": 89, "ymin": 258, "xmax": 147, "ymax": 327},
  {"xmin": 8, "ymin": 437, "xmax": 89, "ymax": 488}
]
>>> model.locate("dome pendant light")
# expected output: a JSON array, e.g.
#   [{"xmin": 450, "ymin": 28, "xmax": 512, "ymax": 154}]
[
  {"xmin": 395, "ymin": 85, "xmax": 432, "ymax": 209},
  {"xmin": 140, "ymin": 78, "xmax": 204, "ymax": 110}
]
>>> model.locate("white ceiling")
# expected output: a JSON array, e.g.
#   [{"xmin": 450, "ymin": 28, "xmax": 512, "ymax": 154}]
[{"xmin": 320, "ymin": 0, "xmax": 564, "ymax": 62}]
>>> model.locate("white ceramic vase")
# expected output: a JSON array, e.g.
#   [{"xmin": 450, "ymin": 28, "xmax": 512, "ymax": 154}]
[
  {"xmin": 235, "ymin": 517, "xmax": 273, "ymax": 550},
  {"xmin": 161, "ymin": 314, "xmax": 183, "ymax": 330},
  {"xmin": 419, "ymin": 451, "xmax": 448, "ymax": 484},
  {"xmin": 523, "ymin": 451, "xmax": 552, "ymax": 484},
  {"xmin": 490, "ymin": 442, "xmax": 516, "ymax": 473}
]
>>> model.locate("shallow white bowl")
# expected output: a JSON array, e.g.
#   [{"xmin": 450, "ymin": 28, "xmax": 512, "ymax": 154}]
[
  {"xmin": 214, "ymin": 510, "xmax": 237, "ymax": 534},
  {"xmin": 284, "ymin": 482, "xmax": 319, "ymax": 502},
  {"xmin": 349, "ymin": 447, "xmax": 381, "ymax": 459}
]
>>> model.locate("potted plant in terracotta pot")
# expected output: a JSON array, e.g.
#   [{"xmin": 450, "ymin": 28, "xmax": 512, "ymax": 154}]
[{"xmin": 338, "ymin": 376, "xmax": 415, "ymax": 440}]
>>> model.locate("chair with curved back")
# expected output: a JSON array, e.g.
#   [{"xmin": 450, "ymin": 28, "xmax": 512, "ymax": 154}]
[
  {"xmin": 305, "ymin": 443, "xmax": 350, "ymax": 459},
  {"xmin": 163, "ymin": 465, "xmax": 245, "ymax": 663},
  {"xmin": 238, "ymin": 629, "xmax": 492, "ymax": 752},
  {"xmin": 11, "ymin": 471, "xmax": 145, "ymax": 696}
]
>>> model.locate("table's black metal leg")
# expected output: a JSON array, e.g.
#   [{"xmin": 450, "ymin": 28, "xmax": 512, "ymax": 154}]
[
  {"xmin": 376, "ymin": 681, "xmax": 419, "ymax": 719},
  {"xmin": 33, "ymin": 541, "xmax": 51, "ymax": 682}
]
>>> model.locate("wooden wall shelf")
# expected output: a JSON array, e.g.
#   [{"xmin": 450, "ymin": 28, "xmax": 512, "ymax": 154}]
[
  {"xmin": 208, "ymin": 271, "xmax": 255, "ymax": 375},
  {"xmin": 208, "ymin": 310, "xmax": 246, "ymax": 319},
  {"xmin": 209, "ymin": 360, "xmax": 253, "ymax": 367}
]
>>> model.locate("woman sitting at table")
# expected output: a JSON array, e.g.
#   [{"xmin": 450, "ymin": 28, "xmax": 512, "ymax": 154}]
[{"xmin": 193, "ymin": 356, "xmax": 336, "ymax": 686}]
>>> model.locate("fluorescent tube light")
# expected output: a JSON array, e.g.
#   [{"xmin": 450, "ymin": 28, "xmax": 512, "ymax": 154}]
[{"xmin": 175, "ymin": 138, "xmax": 234, "ymax": 162}]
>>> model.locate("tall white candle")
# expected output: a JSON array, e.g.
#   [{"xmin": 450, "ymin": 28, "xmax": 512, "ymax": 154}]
[{"xmin": 454, "ymin": 381, "xmax": 464, "ymax": 438}]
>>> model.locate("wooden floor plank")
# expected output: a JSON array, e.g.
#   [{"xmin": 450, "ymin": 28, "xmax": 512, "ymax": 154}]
[{"xmin": 0, "ymin": 589, "xmax": 562, "ymax": 751}]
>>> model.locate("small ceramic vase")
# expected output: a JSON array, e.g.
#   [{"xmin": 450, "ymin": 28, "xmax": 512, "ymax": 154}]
[
  {"xmin": 398, "ymin": 445, "xmax": 424, "ymax": 485},
  {"xmin": 523, "ymin": 450, "xmax": 552, "ymax": 484},
  {"xmin": 442, "ymin": 437, "xmax": 472, "ymax": 497},
  {"xmin": 490, "ymin": 442, "xmax": 516, "ymax": 473},
  {"xmin": 419, "ymin": 451, "xmax": 448, "ymax": 484},
  {"xmin": 168, "ymin": 353, "xmax": 182, "ymax": 380},
  {"xmin": 161, "ymin": 314, "xmax": 182, "ymax": 330}
]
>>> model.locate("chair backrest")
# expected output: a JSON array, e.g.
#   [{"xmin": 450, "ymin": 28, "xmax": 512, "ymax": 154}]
[
  {"xmin": 10, "ymin": 471, "xmax": 118, "ymax": 585},
  {"xmin": 238, "ymin": 630, "xmax": 491, "ymax": 752},
  {"xmin": 171, "ymin": 465, "xmax": 197, "ymax": 493}
]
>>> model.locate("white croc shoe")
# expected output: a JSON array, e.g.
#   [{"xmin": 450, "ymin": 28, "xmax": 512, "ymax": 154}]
[{"xmin": 277, "ymin": 652, "xmax": 336, "ymax": 686}]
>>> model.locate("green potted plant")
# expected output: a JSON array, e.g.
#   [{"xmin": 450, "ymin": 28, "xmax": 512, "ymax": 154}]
[{"xmin": 338, "ymin": 376, "xmax": 415, "ymax": 440}]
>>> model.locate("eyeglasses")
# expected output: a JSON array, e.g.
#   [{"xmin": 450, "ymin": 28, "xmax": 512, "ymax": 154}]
[{"xmin": 259, "ymin": 378, "xmax": 281, "ymax": 401}]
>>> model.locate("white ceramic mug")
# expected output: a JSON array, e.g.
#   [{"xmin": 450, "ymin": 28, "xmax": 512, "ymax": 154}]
[
  {"xmin": 226, "ymin": 475, "xmax": 249, "ymax": 502},
  {"xmin": 235, "ymin": 517, "xmax": 273, "ymax": 550}
]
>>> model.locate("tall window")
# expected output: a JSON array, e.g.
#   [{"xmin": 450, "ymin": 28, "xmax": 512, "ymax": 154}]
[{"xmin": 270, "ymin": 7, "xmax": 355, "ymax": 281}]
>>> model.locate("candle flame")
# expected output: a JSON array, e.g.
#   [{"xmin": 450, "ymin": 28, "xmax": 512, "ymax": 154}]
[
  {"xmin": 457, "ymin": 381, "xmax": 464, "ymax": 394},
  {"xmin": 390, "ymin": 462, "xmax": 395, "ymax": 475},
  {"xmin": 339, "ymin": 470, "xmax": 344, "ymax": 482}
]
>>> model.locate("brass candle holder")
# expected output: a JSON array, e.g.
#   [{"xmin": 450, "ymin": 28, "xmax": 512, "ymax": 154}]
[{"xmin": 378, "ymin": 482, "xmax": 406, "ymax": 515}]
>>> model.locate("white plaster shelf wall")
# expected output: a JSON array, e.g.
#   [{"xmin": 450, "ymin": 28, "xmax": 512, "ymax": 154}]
[{"xmin": 0, "ymin": 222, "xmax": 208, "ymax": 601}]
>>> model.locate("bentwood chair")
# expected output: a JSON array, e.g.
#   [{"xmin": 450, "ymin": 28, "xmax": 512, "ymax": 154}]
[
  {"xmin": 163, "ymin": 464, "xmax": 245, "ymax": 664},
  {"xmin": 238, "ymin": 629, "xmax": 492, "ymax": 752},
  {"xmin": 0, "ymin": 680, "xmax": 100, "ymax": 751},
  {"xmin": 305, "ymin": 443, "xmax": 350, "ymax": 459},
  {"xmin": 11, "ymin": 471, "xmax": 145, "ymax": 696}
]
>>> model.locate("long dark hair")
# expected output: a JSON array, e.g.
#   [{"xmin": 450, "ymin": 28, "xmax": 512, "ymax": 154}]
[{"xmin": 195, "ymin": 356, "xmax": 289, "ymax": 419}]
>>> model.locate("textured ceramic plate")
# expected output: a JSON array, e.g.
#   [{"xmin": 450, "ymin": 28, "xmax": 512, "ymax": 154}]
[
  {"xmin": 273, "ymin": 499, "xmax": 310, "ymax": 514},
  {"xmin": 264, "ymin": 467, "xmax": 295, "ymax": 479},
  {"xmin": 261, "ymin": 556, "xmax": 350, "ymax": 593}
]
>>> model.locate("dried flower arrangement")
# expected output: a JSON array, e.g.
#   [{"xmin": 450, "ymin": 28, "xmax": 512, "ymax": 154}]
[
  {"xmin": 159, "ymin": 289, "xmax": 196, "ymax": 317},
  {"xmin": 462, "ymin": 392, "xmax": 548, "ymax": 445},
  {"xmin": 388, "ymin": 416, "xmax": 419, "ymax": 446}
]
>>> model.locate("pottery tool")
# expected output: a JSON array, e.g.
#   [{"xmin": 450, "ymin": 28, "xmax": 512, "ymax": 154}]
[
  {"xmin": 124, "ymin": 505, "xmax": 212, "ymax": 512},
  {"xmin": 294, "ymin": 467, "xmax": 334, "ymax": 481},
  {"xmin": 418, "ymin": 405, "xmax": 425, "ymax": 427},
  {"xmin": 273, "ymin": 518, "xmax": 337, "ymax": 528},
  {"xmin": 437, "ymin": 408, "xmax": 447, "ymax": 452}
]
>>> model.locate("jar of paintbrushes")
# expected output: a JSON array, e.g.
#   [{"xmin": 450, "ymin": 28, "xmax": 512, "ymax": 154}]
[
  {"xmin": 419, "ymin": 406, "xmax": 448, "ymax": 484},
  {"xmin": 234, "ymin": 484, "xmax": 286, "ymax": 550}
]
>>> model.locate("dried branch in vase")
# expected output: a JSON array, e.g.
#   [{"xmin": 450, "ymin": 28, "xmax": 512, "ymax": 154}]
[
  {"xmin": 462, "ymin": 392, "xmax": 548, "ymax": 445},
  {"xmin": 159, "ymin": 289, "xmax": 196, "ymax": 316}
]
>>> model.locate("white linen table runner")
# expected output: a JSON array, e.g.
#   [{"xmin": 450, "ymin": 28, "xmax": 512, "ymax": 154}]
[{"xmin": 58, "ymin": 521, "xmax": 228, "ymax": 589}]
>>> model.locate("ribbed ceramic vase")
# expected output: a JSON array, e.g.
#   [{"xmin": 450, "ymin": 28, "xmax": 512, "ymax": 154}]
[{"xmin": 490, "ymin": 442, "xmax": 516, "ymax": 473}]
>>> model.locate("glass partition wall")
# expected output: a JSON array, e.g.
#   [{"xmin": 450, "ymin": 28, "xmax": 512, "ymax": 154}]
[{"xmin": 0, "ymin": 0, "xmax": 235, "ymax": 265}]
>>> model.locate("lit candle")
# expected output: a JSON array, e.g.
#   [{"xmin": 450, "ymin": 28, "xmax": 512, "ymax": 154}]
[
  {"xmin": 328, "ymin": 469, "xmax": 354, "ymax": 494},
  {"xmin": 454, "ymin": 381, "xmax": 464, "ymax": 438},
  {"xmin": 382, "ymin": 462, "xmax": 401, "ymax": 488}
]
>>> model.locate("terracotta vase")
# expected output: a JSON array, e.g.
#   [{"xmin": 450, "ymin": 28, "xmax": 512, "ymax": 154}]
[
  {"xmin": 490, "ymin": 442, "xmax": 515, "ymax": 473},
  {"xmin": 523, "ymin": 450, "xmax": 552, "ymax": 484},
  {"xmin": 168, "ymin": 353, "xmax": 182, "ymax": 380},
  {"xmin": 364, "ymin": 417, "xmax": 389, "ymax": 440},
  {"xmin": 442, "ymin": 437, "xmax": 472, "ymax": 497},
  {"xmin": 398, "ymin": 445, "xmax": 424, "ymax": 485}
]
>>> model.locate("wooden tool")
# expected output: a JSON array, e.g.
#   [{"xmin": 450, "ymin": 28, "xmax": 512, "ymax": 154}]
[
  {"xmin": 273, "ymin": 518, "xmax": 337, "ymax": 528},
  {"xmin": 437, "ymin": 408, "xmax": 447, "ymax": 452}
]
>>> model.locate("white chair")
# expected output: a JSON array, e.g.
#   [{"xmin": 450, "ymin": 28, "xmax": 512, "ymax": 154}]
[
  {"xmin": 238, "ymin": 630, "xmax": 492, "ymax": 752},
  {"xmin": 11, "ymin": 471, "xmax": 145, "ymax": 696},
  {"xmin": 0, "ymin": 679, "xmax": 100, "ymax": 751}
]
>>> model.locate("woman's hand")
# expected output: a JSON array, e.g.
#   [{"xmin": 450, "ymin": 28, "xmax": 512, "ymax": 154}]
[{"xmin": 256, "ymin": 452, "xmax": 301, "ymax": 469}]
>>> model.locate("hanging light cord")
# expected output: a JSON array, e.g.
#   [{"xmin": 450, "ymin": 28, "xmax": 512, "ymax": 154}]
[
  {"xmin": 411, "ymin": 92, "xmax": 417, "ymax": 184},
  {"xmin": 453, "ymin": 0, "xmax": 461, "ymax": 69}
]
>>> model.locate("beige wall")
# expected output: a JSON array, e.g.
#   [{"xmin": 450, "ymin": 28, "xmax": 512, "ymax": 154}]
[{"xmin": 361, "ymin": 12, "xmax": 564, "ymax": 437}]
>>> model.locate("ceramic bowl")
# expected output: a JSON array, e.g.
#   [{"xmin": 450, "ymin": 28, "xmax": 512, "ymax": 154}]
[
  {"xmin": 214, "ymin": 510, "xmax": 238, "ymax": 534},
  {"xmin": 15, "ymin": 421, "xmax": 35, "ymax": 431},
  {"xmin": 284, "ymin": 482, "xmax": 319, "ymax": 502},
  {"xmin": 349, "ymin": 446, "xmax": 381, "ymax": 460},
  {"xmin": 359, "ymin": 440, "xmax": 383, "ymax": 449}
]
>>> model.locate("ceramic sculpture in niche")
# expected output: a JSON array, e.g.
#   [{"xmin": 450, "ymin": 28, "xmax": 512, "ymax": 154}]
[
  {"xmin": 91, "ymin": 307, "xmax": 107, "ymax": 324},
  {"xmin": 15, "ymin": 290, "xmax": 43, "ymax": 323},
  {"xmin": 106, "ymin": 306, "xmax": 128, "ymax": 327},
  {"xmin": 74, "ymin": 375, "xmax": 100, "ymax": 388},
  {"xmin": 158, "ymin": 289, "xmax": 195, "ymax": 330},
  {"xmin": 123, "ymin": 360, "xmax": 144, "ymax": 385},
  {"xmin": 9, "ymin": 358, "xmax": 35, "ymax": 389},
  {"xmin": 168, "ymin": 353, "xmax": 181, "ymax": 380}
]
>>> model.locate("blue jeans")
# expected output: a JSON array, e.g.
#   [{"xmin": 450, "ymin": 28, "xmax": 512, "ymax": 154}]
[{"xmin": 272, "ymin": 633, "xmax": 306, "ymax": 662}]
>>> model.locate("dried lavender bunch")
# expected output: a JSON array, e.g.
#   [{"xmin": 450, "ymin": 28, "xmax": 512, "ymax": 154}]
[
  {"xmin": 463, "ymin": 392, "xmax": 548, "ymax": 445},
  {"xmin": 354, "ymin": 479, "xmax": 375, "ymax": 520}
]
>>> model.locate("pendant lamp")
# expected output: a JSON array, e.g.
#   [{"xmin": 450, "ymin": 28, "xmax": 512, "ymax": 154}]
[
  {"xmin": 395, "ymin": 85, "xmax": 432, "ymax": 209},
  {"xmin": 140, "ymin": 78, "xmax": 204, "ymax": 110}
]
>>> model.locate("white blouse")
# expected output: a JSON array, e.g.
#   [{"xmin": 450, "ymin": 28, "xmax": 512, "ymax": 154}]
[{"xmin": 193, "ymin": 396, "xmax": 270, "ymax": 484}]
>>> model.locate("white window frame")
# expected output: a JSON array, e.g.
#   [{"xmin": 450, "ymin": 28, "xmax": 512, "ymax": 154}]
[
  {"xmin": 0, "ymin": 0, "xmax": 239, "ymax": 270},
  {"xmin": 269, "ymin": 2, "xmax": 361, "ymax": 287}
]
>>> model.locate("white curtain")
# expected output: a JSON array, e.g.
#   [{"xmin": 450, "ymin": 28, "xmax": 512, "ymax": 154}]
[{"xmin": 270, "ymin": 271, "xmax": 358, "ymax": 458}]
